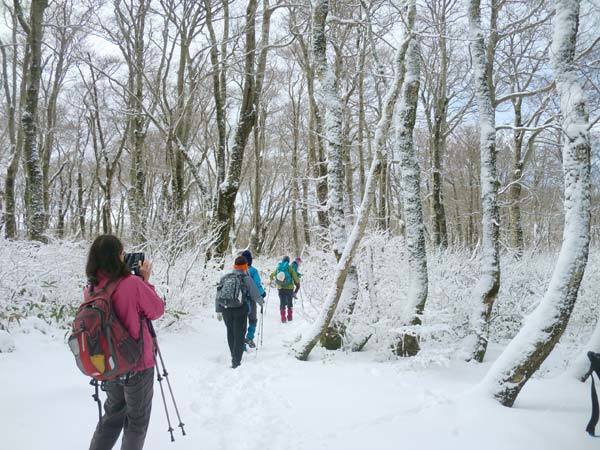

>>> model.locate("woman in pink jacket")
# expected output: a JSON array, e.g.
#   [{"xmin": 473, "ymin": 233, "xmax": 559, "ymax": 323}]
[{"xmin": 86, "ymin": 235, "xmax": 165, "ymax": 450}]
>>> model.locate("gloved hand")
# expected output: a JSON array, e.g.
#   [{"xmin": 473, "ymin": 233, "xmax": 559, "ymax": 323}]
[
  {"xmin": 261, "ymin": 292, "xmax": 266, "ymax": 298},
  {"xmin": 217, "ymin": 312, "xmax": 223, "ymax": 322},
  {"xmin": 293, "ymin": 292, "xmax": 298, "ymax": 299},
  {"xmin": 257, "ymin": 297, "xmax": 265, "ymax": 307}
]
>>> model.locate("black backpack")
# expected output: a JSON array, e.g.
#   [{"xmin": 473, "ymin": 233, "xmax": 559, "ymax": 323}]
[
  {"xmin": 216, "ymin": 272, "xmax": 246, "ymax": 309},
  {"xmin": 585, "ymin": 351, "xmax": 600, "ymax": 435}
]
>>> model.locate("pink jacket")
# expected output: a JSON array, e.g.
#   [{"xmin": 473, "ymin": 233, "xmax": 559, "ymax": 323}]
[{"xmin": 92, "ymin": 272, "xmax": 165, "ymax": 372}]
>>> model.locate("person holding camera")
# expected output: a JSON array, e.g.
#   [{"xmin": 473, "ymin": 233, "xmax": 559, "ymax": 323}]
[{"xmin": 86, "ymin": 234, "xmax": 165, "ymax": 450}]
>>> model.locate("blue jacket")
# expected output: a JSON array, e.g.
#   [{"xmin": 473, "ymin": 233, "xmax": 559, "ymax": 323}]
[
  {"xmin": 248, "ymin": 265, "xmax": 266, "ymax": 296},
  {"xmin": 291, "ymin": 261, "xmax": 303, "ymax": 279}
]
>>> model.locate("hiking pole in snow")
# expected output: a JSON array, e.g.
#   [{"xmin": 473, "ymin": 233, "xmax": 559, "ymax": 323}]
[
  {"xmin": 148, "ymin": 320, "xmax": 186, "ymax": 439},
  {"xmin": 90, "ymin": 379, "xmax": 102, "ymax": 423},
  {"xmin": 265, "ymin": 284, "xmax": 271, "ymax": 318},
  {"xmin": 258, "ymin": 307, "xmax": 265, "ymax": 349},
  {"xmin": 154, "ymin": 351, "xmax": 176, "ymax": 442},
  {"xmin": 148, "ymin": 322, "xmax": 175, "ymax": 442},
  {"xmin": 259, "ymin": 285, "xmax": 271, "ymax": 348}
]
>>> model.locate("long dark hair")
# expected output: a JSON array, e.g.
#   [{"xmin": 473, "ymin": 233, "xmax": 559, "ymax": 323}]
[{"xmin": 86, "ymin": 234, "xmax": 129, "ymax": 285}]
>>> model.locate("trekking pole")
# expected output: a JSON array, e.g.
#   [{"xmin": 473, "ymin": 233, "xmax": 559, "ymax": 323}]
[
  {"xmin": 148, "ymin": 320, "xmax": 186, "ymax": 438},
  {"xmin": 258, "ymin": 307, "xmax": 265, "ymax": 349},
  {"xmin": 90, "ymin": 379, "xmax": 103, "ymax": 424},
  {"xmin": 265, "ymin": 284, "xmax": 271, "ymax": 318},
  {"xmin": 155, "ymin": 353, "xmax": 175, "ymax": 442}
]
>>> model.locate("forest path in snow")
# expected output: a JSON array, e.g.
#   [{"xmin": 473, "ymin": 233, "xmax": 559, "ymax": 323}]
[{"xmin": 0, "ymin": 286, "xmax": 595, "ymax": 450}]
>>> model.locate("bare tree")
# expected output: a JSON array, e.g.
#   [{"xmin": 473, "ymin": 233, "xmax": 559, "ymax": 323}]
[
  {"xmin": 16, "ymin": 0, "xmax": 49, "ymax": 241},
  {"xmin": 480, "ymin": 0, "xmax": 591, "ymax": 407},
  {"xmin": 1, "ymin": 5, "xmax": 21, "ymax": 239},
  {"xmin": 209, "ymin": 0, "xmax": 274, "ymax": 259},
  {"xmin": 41, "ymin": 0, "xmax": 87, "ymax": 226},
  {"xmin": 394, "ymin": 19, "xmax": 427, "ymax": 357},
  {"xmin": 111, "ymin": 0, "xmax": 151, "ymax": 242},
  {"xmin": 464, "ymin": 0, "xmax": 501, "ymax": 363}
]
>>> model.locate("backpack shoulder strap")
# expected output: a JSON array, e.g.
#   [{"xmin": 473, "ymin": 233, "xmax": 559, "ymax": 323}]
[{"xmin": 238, "ymin": 273, "xmax": 248, "ymax": 292}]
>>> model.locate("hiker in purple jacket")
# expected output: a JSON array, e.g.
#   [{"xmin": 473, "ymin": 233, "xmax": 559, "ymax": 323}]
[{"xmin": 86, "ymin": 235, "xmax": 165, "ymax": 450}]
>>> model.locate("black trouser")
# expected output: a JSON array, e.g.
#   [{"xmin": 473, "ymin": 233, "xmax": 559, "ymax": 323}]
[
  {"xmin": 278, "ymin": 289, "xmax": 294, "ymax": 310},
  {"xmin": 89, "ymin": 367, "xmax": 154, "ymax": 450},
  {"xmin": 222, "ymin": 306, "xmax": 248, "ymax": 367}
]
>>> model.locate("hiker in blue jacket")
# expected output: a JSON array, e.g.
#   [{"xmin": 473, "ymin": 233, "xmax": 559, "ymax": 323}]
[
  {"xmin": 270, "ymin": 256, "xmax": 300, "ymax": 323},
  {"xmin": 241, "ymin": 250, "xmax": 266, "ymax": 348},
  {"xmin": 291, "ymin": 257, "xmax": 303, "ymax": 280}
]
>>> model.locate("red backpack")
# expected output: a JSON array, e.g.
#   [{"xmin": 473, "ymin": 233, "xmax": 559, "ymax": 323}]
[{"xmin": 68, "ymin": 280, "xmax": 143, "ymax": 381}]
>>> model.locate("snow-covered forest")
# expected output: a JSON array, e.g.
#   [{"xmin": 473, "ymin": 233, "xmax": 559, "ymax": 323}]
[{"xmin": 1, "ymin": 0, "xmax": 600, "ymax": 449}]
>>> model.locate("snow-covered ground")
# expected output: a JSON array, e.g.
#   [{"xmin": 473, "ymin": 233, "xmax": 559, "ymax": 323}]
[{"xmin": 0, "ymin": 288, "xmax": 595, "ymax": 450}]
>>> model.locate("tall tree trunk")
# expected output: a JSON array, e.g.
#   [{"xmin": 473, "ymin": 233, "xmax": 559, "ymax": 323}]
[
  {"xmin": 377, "ymin": 162, "xmax": 388, "ymax": 230},
  {"xmin": 210, "ymin": 0, "xmax": 272, "ymax": 259},
  {"xmin": 291, "ymin": 87, "xmax": 301, "ymax": 256},
  {"xmin": 296, "ymin": 31, "xmax": 330, "ymax": 234},
  {"xmin": 342, "ymin": 107, "xmax": 354, "ymax": 216},
  {"xmin": 481, "ymin": 0, "xmax": 591, "ymax": 406},
  {"xmin": 430, "ymin": 133, "xmax": 448, "ymax": 248},
  {"xmin": 508, "ymin": 99, "xmax": 525, "ymax": 257},
  {"xmin": 0, "ymin": 13, "xmax": 22, "ymax": 238},
  {"xmin": 301, "ymin": 163, "xmax": 311, "ymax": 247},
  {"xmin": 465, "ymin": 0, "xmax": 500, "ymax": 363},
  {"xmin": 356, "ymin": 18, "xmax": 367, "ymax": 200},
  {"xmin": 204, "ymin": 0, "xmax": 228, "ymax": 189},
  {"xmin": 310, "ymin": 0, "xmax": 360, "ymax": 351},
  {"xmin": 250, "ymin": 108, "xmax": 265, "ymax": 253},
  {"xmin": 312, "ymin": 105, "xmax": 330, "ymax": 233},
  {"xmin": 77, "ymin": 170, "xmax": 85, "ymax": 238},
  {"xmin": 19, "ymin": 0, "xmax": 49, "ymax": 241},
  {"xmin": 170, "ymin": 40, "xmax": 189, "ymax": 222},
  {"xmin": 395, "ymin": 32, "xmax": 427, "ymax": 357},
  {"xmin": 42, "ymin": 31, "xmax": 68, "ymax": 224},
  {"xmin": 430, "ymin": 6, "xmax": 449, "ymax": 249},
  {"xmin": 126, "ymin": 0, "xmax": 149, "ymax": 243},
  {"xmin": 313, "ymin": 13, "xmax": 346, "ymax": 258}
]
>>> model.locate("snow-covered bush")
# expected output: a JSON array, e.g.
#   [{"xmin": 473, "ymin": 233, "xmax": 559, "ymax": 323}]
[
  {"xmin": 291, "ymin": 233, "xmax": 600, "ymax": 371},
  {"xmin": 0, "ymin": 239, "xmax": 87, "ymax": 331},
  {"xmin": 0, "ymin": 237, "xmax": 221, "ymax": 332}
]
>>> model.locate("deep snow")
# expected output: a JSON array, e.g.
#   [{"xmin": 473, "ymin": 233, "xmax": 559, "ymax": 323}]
[{"xmin": 0, "ymin": 287, "xmax": 595, "ymax": 450}]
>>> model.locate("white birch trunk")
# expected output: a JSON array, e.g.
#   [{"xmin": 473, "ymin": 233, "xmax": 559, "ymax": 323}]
[
  {"xmin": 312, "ymin": 0, "xmax": 346, "ymax": 258},
  {"xmin": 479, "ymin": 0, "xmax": 591, "ymax": 407},
  {"xmin": 311, "ymin": 0, "xmax": 360, "ymax": 351},
  {"xmin": 395, "ymin": 33, "xmax": 427, "ymax": 357},
  {"xmin": 465, "ymin": 0, "xmax": 501, "ymax": 363},
  {"xmin": 21, "ymin": 0, "xmax": 49, "ymax": 242}
]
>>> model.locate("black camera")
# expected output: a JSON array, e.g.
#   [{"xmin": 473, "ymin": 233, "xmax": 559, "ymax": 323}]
[{"xmin": 124, "ymin": 252, "xmax": 145, "ymax": 277}]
